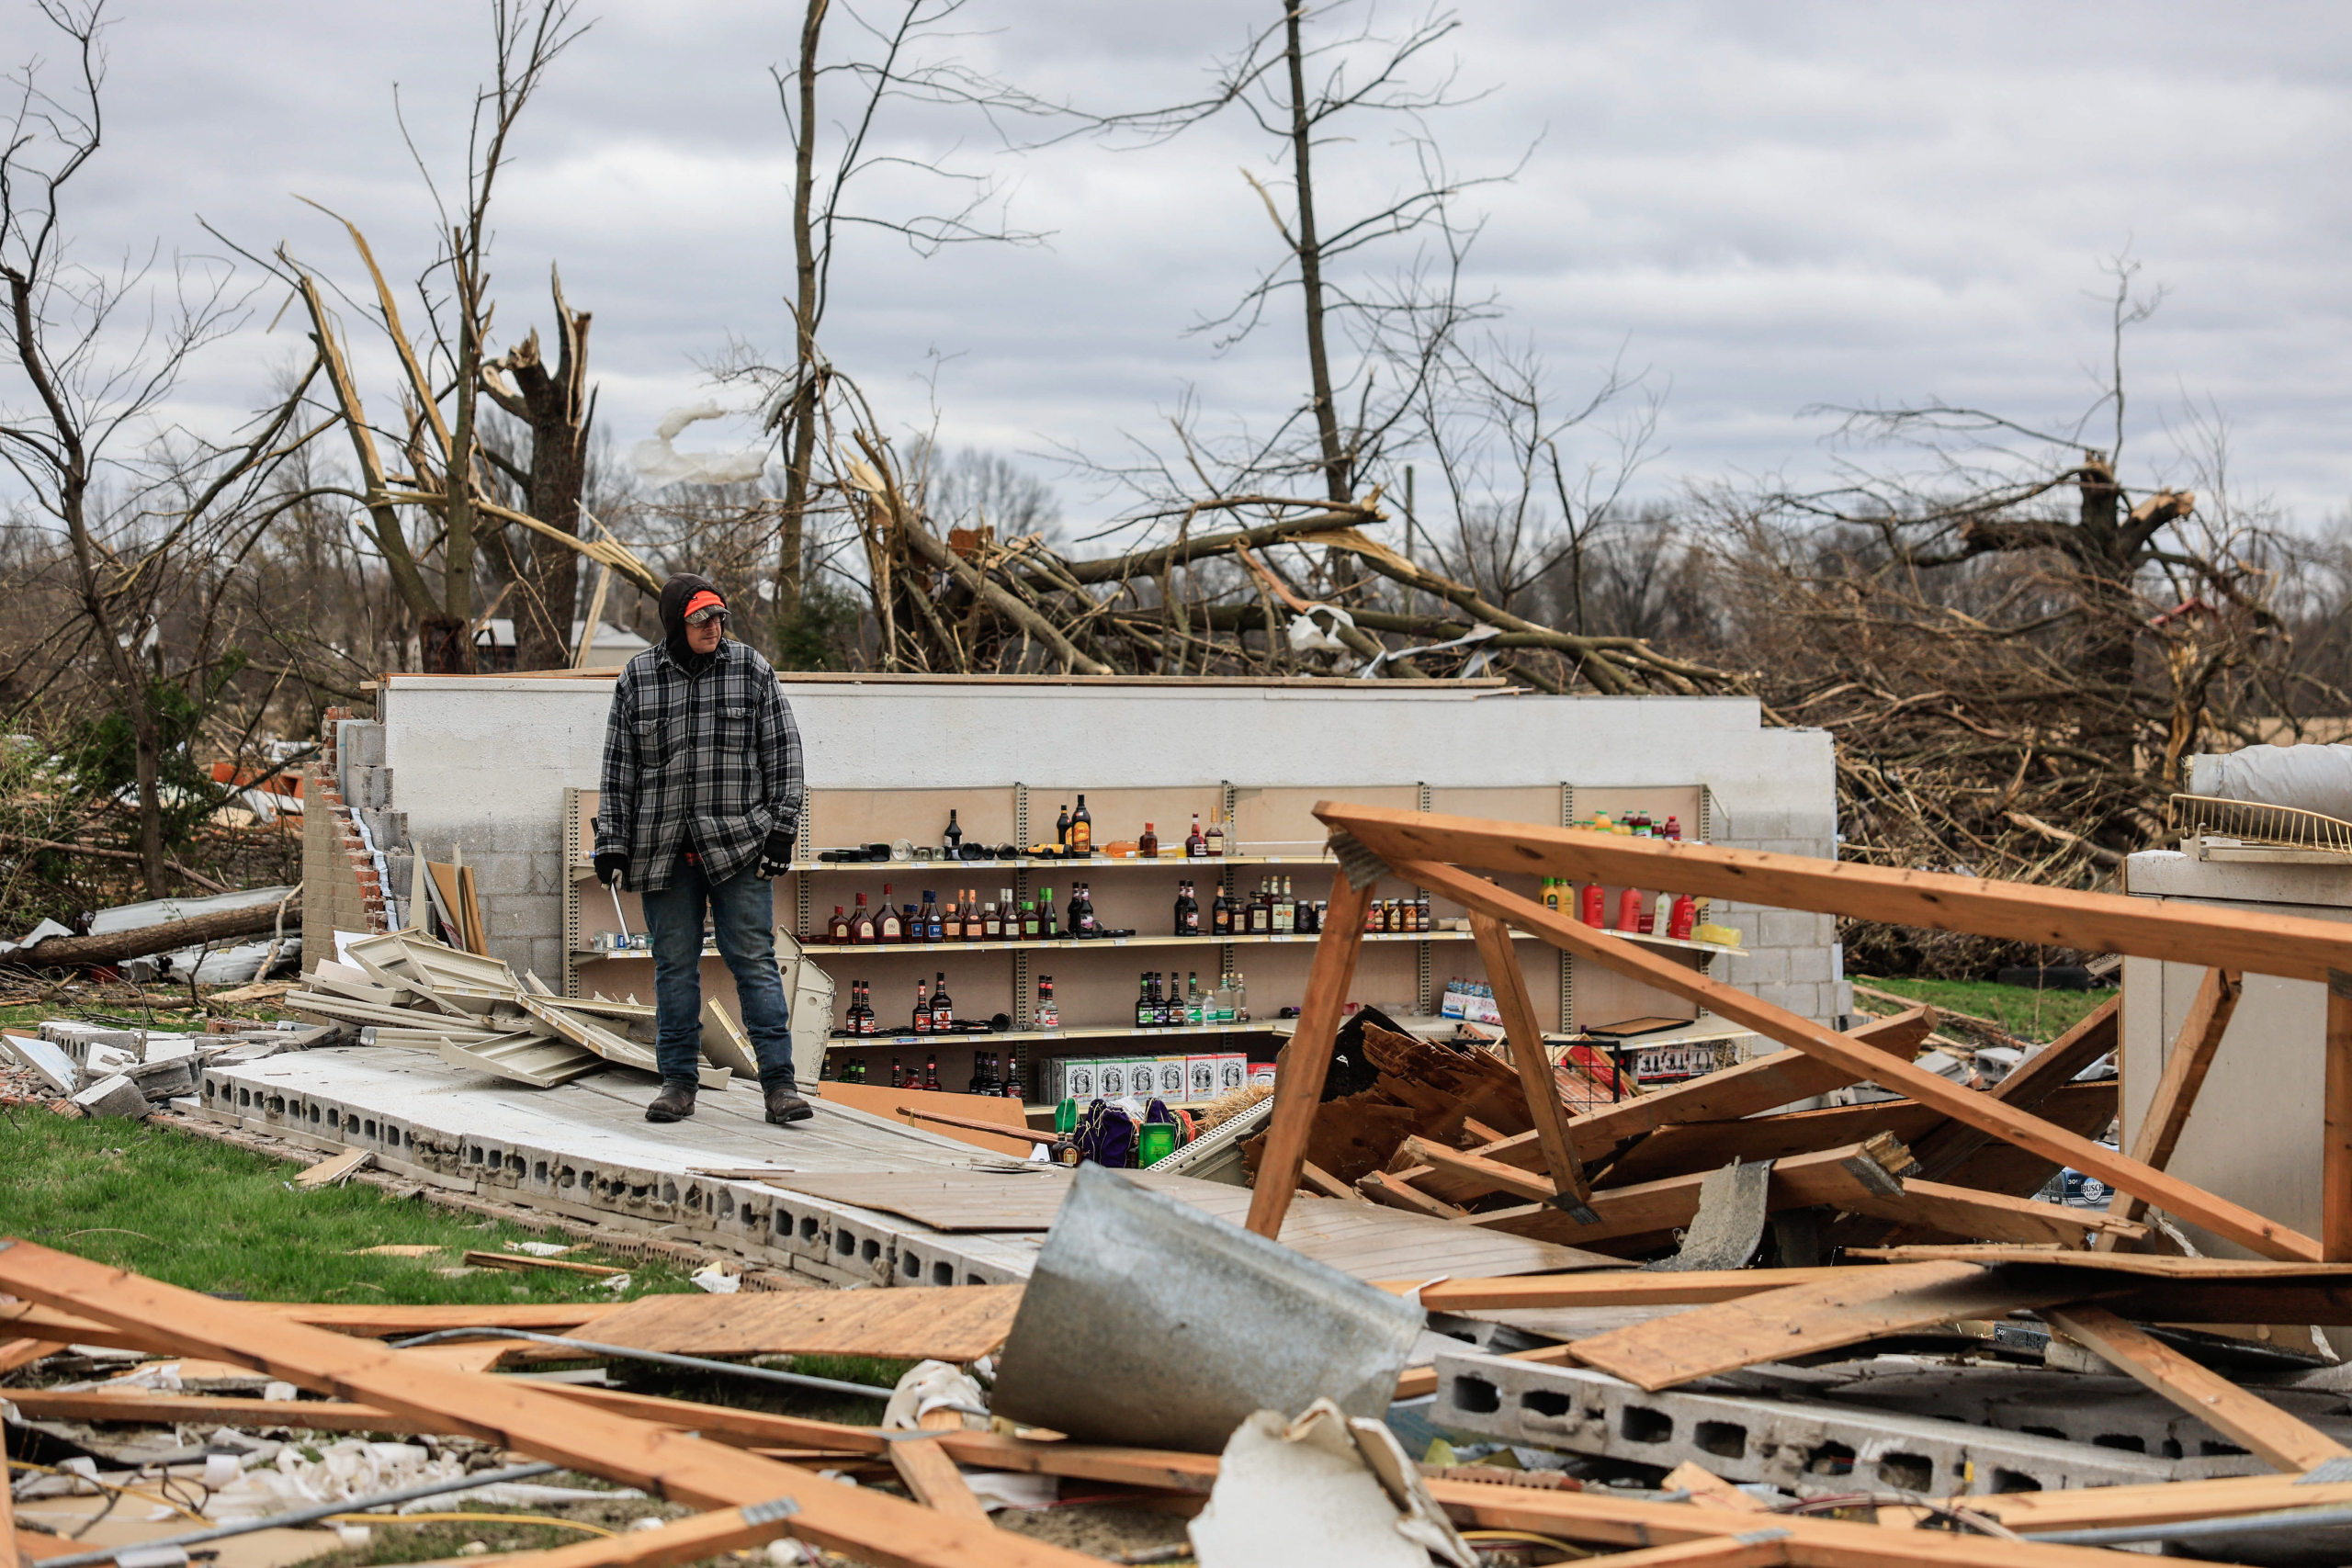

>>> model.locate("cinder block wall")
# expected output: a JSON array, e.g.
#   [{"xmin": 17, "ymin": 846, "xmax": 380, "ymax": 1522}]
[{"xmin": 1708, "ymin": 804, "xmax": 1852, "ymax": 1030}]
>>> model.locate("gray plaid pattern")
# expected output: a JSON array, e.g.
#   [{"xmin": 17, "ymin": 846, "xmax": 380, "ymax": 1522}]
[{"xmin": 595, "ymin": 638, "xmax": 804, "ymax": 892}]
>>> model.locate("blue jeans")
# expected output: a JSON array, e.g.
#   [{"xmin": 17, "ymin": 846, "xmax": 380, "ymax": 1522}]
[{"xmin": 640, "ymin": 856, "xmax": 795, "ymax": 1089}]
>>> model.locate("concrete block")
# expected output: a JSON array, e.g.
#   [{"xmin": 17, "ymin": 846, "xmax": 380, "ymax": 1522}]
[
  {"xmin": 1, "ymin": 1032, "xmax": 78, "ymax": 1094},
  {"xmin": 527, "ymin": 937, "xmax": 563, "ymax": 986},
  {"xmin": 74, "ymin": 1074, "xmax": 152, "ymax": 1119},
  {"xmin": 487, "ymin": 895, "xmax": 561, "ymax": 940},
  {"xmin": 528, "ymin": 851, "xmax": 567, "ymax": 896},
  {"xmin": 1737, "ymin": 948, "xmax": 1791, "ymax": 987},
  {"xmin": 341, "ymin": 719, "xmax": 385, "ymax": 768},
  {"xmin": 481, "ymin": 852, "xmax": 534, "ymax": 896},
  {"xmin": 382, "ymin": 852, "xmax": 415, "ymax": 897},
  {"xmin": 1787, "ymin": 947, "xmax": 1833, "ymax": 986},
  {"xmin": 1756, "ymin": 909, "xmax": 1814, "ymax": 949}
]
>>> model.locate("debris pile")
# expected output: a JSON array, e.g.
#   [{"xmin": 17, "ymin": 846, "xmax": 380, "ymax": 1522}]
[
  {"xmin": 12, "ymin": 802, "xmax": 2352, "ymax": 1567},
  {"xmin": 0, "ymin": 1018, "xmax": 321, "ymax": 1119}
]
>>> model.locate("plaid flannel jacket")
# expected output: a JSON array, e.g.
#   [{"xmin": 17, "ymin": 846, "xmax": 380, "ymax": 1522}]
[{"xmin": 595, "ymin": 637, "xmax": 804, "ymax": 891}]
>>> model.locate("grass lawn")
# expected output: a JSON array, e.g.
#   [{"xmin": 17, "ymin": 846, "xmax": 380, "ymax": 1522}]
[
  {"xmin": 1852, "ymin": 976, "xmax": 2109, "ymax": 1044},
  {"xmin": 0, "ymin": 1109, "xmax": 698, "ymax": 1303}
]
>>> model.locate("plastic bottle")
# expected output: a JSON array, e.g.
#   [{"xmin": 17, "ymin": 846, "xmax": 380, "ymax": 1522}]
[
  {"xmin": 1579, "ymin": 884, "xmax": 1605, "ymax": 928},
  {"xmin": 1669, "ymin": 893, "xmax": 1699, "ymax": 941},
  {"xmin": 1615, "ymin": 886, "xmax": 1643, "ymax": 933}
]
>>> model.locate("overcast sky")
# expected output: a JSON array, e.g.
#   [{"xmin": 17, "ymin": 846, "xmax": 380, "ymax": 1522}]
[{"xmin": 25, "ymin": 0, "xmax": 2352, "ymax": 534}]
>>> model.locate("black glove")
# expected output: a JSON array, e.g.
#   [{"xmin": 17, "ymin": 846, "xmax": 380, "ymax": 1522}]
[
  {"xmin": 756, "ymin": 828, "xmax": 796, "ymax": 880},
  {"xmin": 594, "ymin": 852, "xmax": 628, "ymax": 887}
]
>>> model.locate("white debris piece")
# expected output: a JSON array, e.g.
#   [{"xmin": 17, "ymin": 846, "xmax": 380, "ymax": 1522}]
[
  {"xmin": 631, "ymin": 401, "xmax": 768, "ymax": 487},
  {"xmin": 72, "ymin": 1073, "xmax": 152, "ymax": 1120},
  {"xmin": 1188, "ymin": 1400, "xmax": 1477, "ymax": 1568}
]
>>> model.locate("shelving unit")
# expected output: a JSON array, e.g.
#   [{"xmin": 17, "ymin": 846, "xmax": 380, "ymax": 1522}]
[{"xmin": 561, "ymin": 778, "xmax": 1721, "ymax": 1098}]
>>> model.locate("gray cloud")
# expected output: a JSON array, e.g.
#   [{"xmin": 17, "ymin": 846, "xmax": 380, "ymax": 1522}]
[{"xmin": 30, "ymin": 0, "xmax": 2352, "ymax": 526}]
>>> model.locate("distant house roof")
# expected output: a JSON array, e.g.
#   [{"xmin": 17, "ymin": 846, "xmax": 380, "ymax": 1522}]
[{"xmin": 474, "ymin": 619, "xmax": 651, "ymax": 658}]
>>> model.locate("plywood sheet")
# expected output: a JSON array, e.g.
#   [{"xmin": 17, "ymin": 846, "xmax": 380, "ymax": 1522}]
[
  {"xmin": 585, "ymin": 1282, "xmax": 1024, "ymax": 1363},
  {"xmin": 761, "ymin": 1169, "xmax": 1073, "ymax": 1230},
  {"xmin": 817, "ymin": 1080, "xmax": 1039, "ymax": 1158}
]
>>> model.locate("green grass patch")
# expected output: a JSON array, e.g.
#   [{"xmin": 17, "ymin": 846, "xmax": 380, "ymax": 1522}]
[
  {"xmin": 1852, "ymin": 976, "xmax": 2109, "ymax": 1044},
  {"xmin": 0, "ymin": 1110, "xmax": 697, "ymax": 1304}
]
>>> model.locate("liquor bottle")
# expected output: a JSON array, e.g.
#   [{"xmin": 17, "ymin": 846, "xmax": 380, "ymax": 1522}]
[
  {"xmin": 1056, "ymin": 803, "xmax": 1072, "ymax": 849},
  {"xmin": 820, "ymin": 1050, "xmax": 836, "ymax": 1081},
  {"xmin": 1186, "ymin": 972, "xmax": 1204, "ymax": 1026},
  {"xmin": 1282, "ymin": 875, "xmax": 1297, "ymax": 932},
  {"xmin": 900, "ymin": 902, "xmax": 920, "ymax": 942},
  {"xmin": 967, "ymin": 889, "xmax": 986, "ymax": 941},
  {"xmin": 1069, "ymin": 884, "xmax": 1095, "ymax": 939},
  {"xmin": 1138, "ymin": 821, "xmax": 1159, "ymax": 859},
  {"xmin": 878, "ymin": 886, "xmax": 903, "ymax": 942},
  {"xmin": 1230, "ymin": 971, "xmax": 1249, "ymax": 1022},
  {"xmin": 845, "ymin": 980, "xmax": 862, "ymax": 1034},
  {"xmin": 848, "ymin": 1056, "xmax": 866, "ymax": 1083},
  {"xmin": 931, "ymin": 971, "xmax": 955, "ymax": 1028},
  {"xmin": 917, "ymin": 890, "xmax": 939, "ymax": 942},
  {"xmin": 1363, "ymin": 891, "xmax": 1383, "ymax": 932},
  {"xmin": 912, "ymin": 977, "xmax": 932, "ymax": 1033},
  {"xmin": 1174, "ymin": 880, "xmax": 1198, "ymax": 936},
  {"xmin": 982, "ymin": 900, "xmax": 1002, "ymax": 940},
  {"xmin": 1041, "ymin": 886, "xmax": 1061, "ymax": 940},
  {"xmin": 944, "ymin": 808, "xmax": 963, "ymax": 856},
  {"xmin": 1153, "ymin": 973, "xmax": 1172, "ymax": 1027},
  {"xmin": 1297, "ymin": 897, "xmax": 1317, "ymax": 934},
  {"xmin": 1021, "ymin": 900, "xmax": 1041, "ymax": 939},
  {"xmin": 1036, "ymin": 975, "xmax": 1059, "ymax": 1030},
  {"xmin": 1186, "ymin": 814, "xmax": 1207, "ymax": 857},
  {"xmin": 851, "ymin": 892, "xmax": 877, "ymax": 943},
  {"xmin": 1070, "ymin": 794, "xmax": 1093, "ymax": 852},
  {"xmin": 1417, "ymin": 892, "xmax": 1431, "ymax": 931},
  {"xmin": 890, "ymin": 1056, "xmax": 906, "ymax": 1089},
  {"xmin": 1242, "ymin": 879, "xmax": 1263, "ymax": 934},
  {"xmin": 1212, "ymin": 883, "xmax": 1233, "ymax": 936},
  {"xmin": 1135, "ymin": 973, "xmax": 1153, "ymax": 1029},
  {"xmin": 862, "ymin": 980, "xmax": 880, "ymax": 1033},
  {"xmin": 1001, "ymin": 1043, "xmax": 1024, "ymax": 1100},
  {"xmin": 1205, "ymin": 812, "xmax": 1225, "ymax": 857},
  {"xmin": 967, "ymin": 1053, "xmax": 985, "ymax": 1095},
  {"xmin": 826, "ymin": 905, "xmax": 851, "ymax": 943},
  {"xmin": 922, "ymin": 1054, "xmax": 943, "ymax": 1092}
]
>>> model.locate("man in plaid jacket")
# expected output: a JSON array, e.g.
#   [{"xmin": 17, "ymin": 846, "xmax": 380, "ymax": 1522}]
[{"xmin": 594, "ymin": 573, "xmax": 811, "ymax": 1126}]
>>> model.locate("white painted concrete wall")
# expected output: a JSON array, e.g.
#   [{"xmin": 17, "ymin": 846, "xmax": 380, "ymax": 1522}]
[
  {"xmin": 376, "ymin": 675, "xmax": 1847, "ymax": 1023},
  {"xmin": 2121, "ymin": 850, "xmax": 2352, "ymax": 1260}
]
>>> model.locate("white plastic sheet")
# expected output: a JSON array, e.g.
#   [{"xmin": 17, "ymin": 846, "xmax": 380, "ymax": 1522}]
[
  {"xmin": 2188, "ymin": 743, "xmax": 2352, "ymax": 821},
  {"xmin": 630, "ymin": 402, "xmax": 769, "ymax": 487}
]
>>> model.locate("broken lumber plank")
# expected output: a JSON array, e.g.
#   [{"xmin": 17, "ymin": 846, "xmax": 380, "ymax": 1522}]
[
  {"xmin": 1660, "ymin": 1462, "xmax": 1771, "ymax": 1513},
  {"xmin": 2041, "ymin": 1303, "xmax": 2349, "ymax": 1472},
  {"xmin": 1533, "ymin": 1540, "xmax": 1790, "ymax": 1568},
  {"xmin": 1790, "ymin": 1152, "xmax": 2146, "ymax": 1248},
  {"xmin": 1465, "ymin": 1137, "xmax": 1915, "ymax": 1247},
  {"xmin": 1432, "ymin": 1006, "xmax": 1936, "ymax": 1200},
  {"xmin": 1955, "ymin": 1471, "xmax": 2352, "ymax": 1533},
  {"xmin": 1471, "ymin": 908, "xmax": 1595, "ymax": 1213},
  {"xmin": 889, "ymin": 1436, "xmax": 991, "ymax": 1521},
  {"xmin": 1398, "ymin": 1135, "xmax": 1560, "ymax": 1203},
  {"xmin": 2099, "ymin": 966, "xmax": 2240, "ymax": 1244},
  {"xmin": 467, "ymin": 1501, "xmax": 817, "ymax": 1568},
  {"xmin": 1387, "ymin": 852, "xmax": 2323, "ymax": 1263},
  {"xmin": 0, "ymin": 1337, "xmax": 49, "ymax": 1376},
  {"xmin": 462, "ymin": 1249, "xmax": 628, "ymax": 1278},
  {"xmin": 582, "ymin": 1283, "xmax": 1023, "ymax": 1364},
  {"xmin": 1602, "ymin": 1082, "xmax": 2115, "ymax": 1189},
  {"xmin": 1299, "ymin": 1160, "xmax": 1367, "ymax": 1202},
  {"xmin": 295, "ymin": 1147, "xmax": 375, "ymax": 1188},
  {"xmin": 0, "ymin": 1238, "xmax": 1101, "ymax": 1568},
  {"xmin": 1380, "ymin": 1269, "xmax": 1863, "ymax": 1313},
  {"xmin": 1354, "ymin": 1168, "xmax": 1466, "ymax": 1219},
  {"xmin": 1245, "ymin": 866, "xmax": 1375, "ymax": 1237},
  {"xmin": 1566, "ymin": 1261, "xmax": 2105, "ymax": 1392},
  {"xmin": 1318, "ymin": 799, "xmax": 2352, "ymax": 984},
  {"xmin": 1, "ymin": 1388, "xmax": 431, "ymax": 1432}
]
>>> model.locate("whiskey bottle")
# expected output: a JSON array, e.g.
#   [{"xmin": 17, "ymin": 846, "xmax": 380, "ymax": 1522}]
[
  {"xmin": 1205, "ymin": 812, "xmax": 1225, "ymax": 857},
  {"xmin": 1070, "ymin": 795, "xmax": 1093, "ymax": 852},
  {"xmin": 1056, "ymin": 802, "xmax": 1072, "ymax": 848},
  {"xmin": 1212, "ymin": 884, "xmax": 1233, "ymax": 936},
  {"xmin": 826, "ymin": 905, "xmax": 851, "ymax": 943},
  {"xmin": 1001, "ymin": 1043, "xmax": 1024, "ymax": 1100},
  {"xmin": 982, "ymin": 900, "xmax": 1002, "ymax": 940},
  {"xmin": 1174, "ymin": 880, "xmax": 1199, "ymax": 936},
  {"xmin": 912, "ymin": 978, "xmax": 932, "ymax": 1033},
  {"xmin": 1021, "ymin": 900, "xmax": 1041, "ymax": 939},
  {"xmin": 944, "ymin": 808, "xmax": 963, "ymax": 856},
  {"xmin": 1138, "ymin": 821, "xmax": 1159, "ymax": 859},
  {"xmin": 890, "ymin": 1056, "xmax": 906, "ymax": 1089},
  {"xmin": 922, "ymin": 1054, "xmax": 943, "ymax": 1092},
  {"xmin": 901, "ymin": 901, "xmax": 921, "ymax": 942},
  {"xmin": 1041, "ymin": 886, "xmax": 1061, "ymax": 940},
  {"xmin": 1417, "ymin": 891, "xmax": 1431, "ymax": 931},
  {"xmin": 930, "ymin": 971, "xmax": 955, "ymax": 1028},
  {"xmin": 820, "ymin": 1052, "xmax": 836, "ymax": 1081},
  {"xmin": 851, "ymin": 893, "xmax": 877, "ymax": 943},
  {"xmin": 1036, "ymin": 975, "xmax": 1059, "ymax": 1030},
  {"xmin": 918, "ymin": 890, "xmax": 941, "ymax": 942},
  {"xmin": 1186, "ymin": 814, "xmax": 1207, "ymax": 857},
  {"xmin": 878, "ymin": 886, "xmax": 903, "ymax": 942},
  {"xmin": 1069, "ymin": 884, "xmax": 1095, "ymax": 939}
]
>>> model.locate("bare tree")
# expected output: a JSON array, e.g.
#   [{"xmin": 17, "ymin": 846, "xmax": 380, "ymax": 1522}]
[{"xmin": 1, "ymin": 2, "xmax": 322, "ymax": 893}]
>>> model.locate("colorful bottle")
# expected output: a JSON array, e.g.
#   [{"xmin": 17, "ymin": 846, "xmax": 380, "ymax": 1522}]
[
  {"xmin": 1580, "ymin": 883, "xmax": 1605, "ymax": 929},
  {"xmin": 1615, "ymin": 886, "xmax": 1643, "ymax": 933},
  {"xmin": 826, "ymin": 905, "xmax": 851, "ymax": 943},
  {"xmin": 930, "ymin": 971, "xmax": 954, "ymax": 1028},
  {"xmin": 851, "ymin": 893, "xmax": 876, "ymax": 943},
  {"xmin": 1205, "ymin": 813, "xmax": 1225, "ymax": 857},
  {"xmin": 912, "ymin": 978, "xmax": 932, "ymax": 1032},
  {"xmin": 1056, "ymin": 803, "xmax": 1072, "ymax": 848},
  {"xmin": 1139, "ymin": 821, "xmax": 1159, "ymax": 860},
  {"xmin": 878, "ymin": 886, "xmax": 903, "ymax": 942},
  {"xmin": 1070, "ymin": 795, "xmax": 1093, "ymax": 852},
  {"xmin": 1669, "ymin": 893, "xmax": 1699, "ymax": 941},
  {"xmin": 922, "ymin": 1054, "xmax": 943, "ymax": 1092},
  {"xmin": 1036, "ymin": 975, "xmax": 1059, "ymax": 1031},
  {"xmin": 1186, "ymin": 814, "xmax": 1207, "ymax": 858}
]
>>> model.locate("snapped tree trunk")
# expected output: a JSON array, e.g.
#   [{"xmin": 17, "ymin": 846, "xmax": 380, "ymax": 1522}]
[
  {"xmin": 487, "ymin": 268, "xmax": 594, "ymax": 671},
  {"xmin": 1283, "ymin": 2, "xmax": 1348, "ymax": 507},
  {"xmin": 6, "ymin": 898, "xmax": 299, "ymax": 970}
]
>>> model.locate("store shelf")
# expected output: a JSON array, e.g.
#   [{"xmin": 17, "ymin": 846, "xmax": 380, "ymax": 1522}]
[
  {"xmin": 575, "ymin": 924, "xmax": 1742, "ymax": 961},
  {"xmin": 571, "ymin": 853, "xmax": 1339, "ymax": 882},
  {"xmin": 821, "ymin": 1021, "xmax": 1275, "ymax": 1050}
]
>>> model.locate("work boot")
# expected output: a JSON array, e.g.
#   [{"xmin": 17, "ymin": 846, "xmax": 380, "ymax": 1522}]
[
  {"xmin": 763, "ymin": 1081, "xmax": 814, "ymax": 1125},
  {"xmin": 645, "ymin": 1080, "xmax": 697, "ymax": 1122}
]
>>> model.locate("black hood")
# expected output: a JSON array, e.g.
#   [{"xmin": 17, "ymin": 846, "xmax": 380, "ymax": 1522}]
[{"xmin": 660, "ymin": 572, "xmax": 725, "ymax": 671}]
